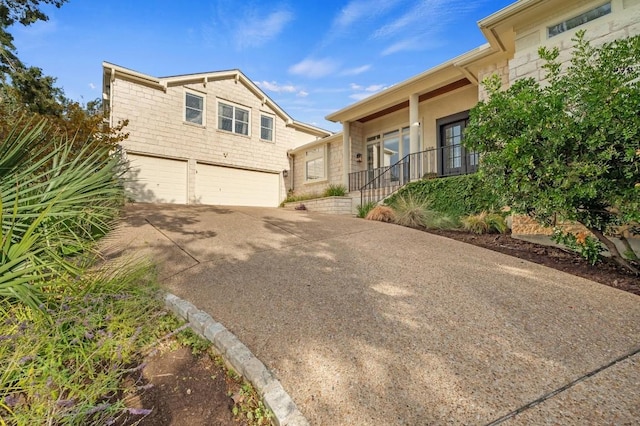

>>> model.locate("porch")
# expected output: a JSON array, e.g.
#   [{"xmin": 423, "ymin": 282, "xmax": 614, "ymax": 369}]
[{"xmin": 348, "ymin": 144, "xmax": 479, "ymax": 205}]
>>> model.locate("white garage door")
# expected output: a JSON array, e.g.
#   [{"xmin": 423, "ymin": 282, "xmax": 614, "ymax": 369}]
[
  {"xmin": 196, "ymin": 163, "xmax": 279, "ymax": 207},
  {"xmin": 126, "ymin": 154, "xmax": 188, "ymax": 204}
]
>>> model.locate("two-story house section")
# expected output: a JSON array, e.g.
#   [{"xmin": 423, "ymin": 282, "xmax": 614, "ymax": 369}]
[{"xmin": 102, "ymin": 63, "xmax": 331, "ymax": 207}]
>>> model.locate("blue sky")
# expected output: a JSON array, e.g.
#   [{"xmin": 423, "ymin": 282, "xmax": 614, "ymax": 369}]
[{"xmin": 11, "ymin": 0, "xmax": 514, "ymax": 131}]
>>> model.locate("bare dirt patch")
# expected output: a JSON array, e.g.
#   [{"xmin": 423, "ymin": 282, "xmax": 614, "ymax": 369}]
[{"xmin": 118, "ymin": 344, "xmax": 269, "ymax": 426}]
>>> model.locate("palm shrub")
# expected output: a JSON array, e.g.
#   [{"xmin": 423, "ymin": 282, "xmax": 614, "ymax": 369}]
[{"xmin": 1, "ymin": 119, "xmax": 126, "ymax": 309}]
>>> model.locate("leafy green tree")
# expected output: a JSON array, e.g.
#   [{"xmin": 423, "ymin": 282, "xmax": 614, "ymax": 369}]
[
  {"xmin": 0, "ymin": 1, "xmax": 69, "ymax": 115},
  {"xmin": 465, "ymin": 31, "xmax": 640, "ymax": 274},
  {"xmin": 0, "ymin": 0, "xmax": 67, "ymax": 72}
]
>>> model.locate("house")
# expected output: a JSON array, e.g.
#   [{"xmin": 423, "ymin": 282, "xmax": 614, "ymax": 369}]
[
  {"xmin": 287, "ymin": 0, "xmax": 640, "ymax": 214},
  {"xmin": 102, "ymin": 63, "xmax": 331, "ymax": 207},
  {"xmin": 105, "ymin": 0, "xmax": 638, "ymax": 212}
]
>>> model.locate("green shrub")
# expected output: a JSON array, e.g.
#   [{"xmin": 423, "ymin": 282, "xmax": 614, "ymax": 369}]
[
  {"xmin": 356, "ymin": 202, "xmax": 377, "ymax": 218},
  {"xmin": 551, "ymin": 228, "xmax": 604, "ymax": 265},
  {"xmin": 323, "ymin": 184, "xmax": 347, "ymax": 197},
  {"xmin": 461, "ymin": 211, "xmax": 507, "ymax": 234},
  {"xmin": 279, "ymin": 192, "xmax": 320, "ymax": 207},
  {"xmin": 0, "ymin": 262, "xmax": 178, "ymax": 425},
  {"xmin": 386, "ymin": 174, "xmax": 502, "ymax": 220}
]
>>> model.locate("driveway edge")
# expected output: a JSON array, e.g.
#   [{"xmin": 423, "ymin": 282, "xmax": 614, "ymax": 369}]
[{"xmin": 164, "ymin": 293, "xmax": 309, "ymax": 426}]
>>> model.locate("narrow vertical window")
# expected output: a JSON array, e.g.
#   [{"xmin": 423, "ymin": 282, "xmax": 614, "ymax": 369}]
[
  {"xmin": 185, "ymin": 92, "xmax": 204, "ymax": 125},
  {"xmin": 260, "ymin": 115, "xmax": 274, "ymax": 141}
]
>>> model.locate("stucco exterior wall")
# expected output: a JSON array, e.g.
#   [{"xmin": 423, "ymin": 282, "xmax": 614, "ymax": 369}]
[
  {"xmin": 109, "ymin": 75, "xmax": 319, "ymax": 203},
  {"xmin": 420, "ymin": 85, "xmax": 478, "ymax": 150},
  {"xmin": 509, "ymin": 0, "xmax": 640, "ymax": 84}
]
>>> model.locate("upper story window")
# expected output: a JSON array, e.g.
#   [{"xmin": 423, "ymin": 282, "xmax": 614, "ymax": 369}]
[
  {"xmin": 185, "ymin": 92, "xmax": 204, "ymax": 125},
  {"xmin": 260, "ymin": 114, "xmax": 274, "ymax": 142},
  {"xmin": 218, "ymin": 101, "xmax": 250, "ymax": 136},
  {"xmin": 548, "ymin": 3, "xmax": 611, "ymax": 38},
  {"xmin": 305, "ymin": 145, "xmax": 326, "ymax": 182}
]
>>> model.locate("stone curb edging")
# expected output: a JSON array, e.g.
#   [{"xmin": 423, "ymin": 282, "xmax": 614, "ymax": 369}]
[{"xmin": 164, "ymin": 293, "xmax": 309, "ymax": 426}]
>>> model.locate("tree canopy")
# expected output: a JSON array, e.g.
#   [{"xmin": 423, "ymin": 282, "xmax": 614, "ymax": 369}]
[{"xmin": 465, "ymin": 31, "xmax": 640, "ymax": 273}]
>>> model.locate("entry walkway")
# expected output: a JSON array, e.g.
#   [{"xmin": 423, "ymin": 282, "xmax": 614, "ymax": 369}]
[{"xmin": 105, "ymin": 204, "xmax": 640, "ymax": 425}]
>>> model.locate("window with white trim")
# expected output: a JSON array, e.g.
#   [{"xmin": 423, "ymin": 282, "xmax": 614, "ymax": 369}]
[
  {"xmin": 548, "ymin": 3, "xmax": 611, "ymax": 38},
  {"xmin": 218, "ymin": 101, "xmax": 250, "ymax": 135},
  {"xmin": 185, "ymin": 91, "xmax": 204, "ymax": 125},
  {"xmin": 305, "ymin": 145, "xmax": 326, "ymax": 182},
  {"xmin": 260, "ymin": 114, "xmax": 274, "ymax": 142}
]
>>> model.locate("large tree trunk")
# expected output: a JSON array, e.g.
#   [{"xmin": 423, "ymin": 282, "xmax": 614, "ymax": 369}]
[{"xmin": 588, "ymin": 227, "xmax": 639, "ymax": 275}]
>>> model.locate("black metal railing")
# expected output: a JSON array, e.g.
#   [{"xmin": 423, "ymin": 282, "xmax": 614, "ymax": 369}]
[{"xmin": 356, "ymin": 145, "xmax": 478, "ymax": 206}]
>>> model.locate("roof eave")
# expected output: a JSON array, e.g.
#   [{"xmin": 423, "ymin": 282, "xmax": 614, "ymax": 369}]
[{"xmin": 288, "ymin": 132, "xmax": 343, "ymax": 154}]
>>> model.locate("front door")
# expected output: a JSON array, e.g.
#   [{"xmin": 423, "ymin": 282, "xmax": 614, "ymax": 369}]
[
  {"xmin": 366, "ymin": 136, "xmax": 381, "ymax": 183},
  {"xmin": 439, "ymin": 118, "xmax": 478, "ymax": 176}
]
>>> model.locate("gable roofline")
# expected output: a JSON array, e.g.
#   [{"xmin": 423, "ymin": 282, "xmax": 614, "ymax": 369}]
[
  {"xmin": 477, "ymin": 0, "xmax": 547, "ymax": 54},
  {"xmin": 288, "ymin": 120, "xmax": 334, "ymax": 137},
  {"xmin": 325, "ymin": 0, "xmax": 557, "ymax": 125},
  {"xmin": 288, "ymin": 132, "xmax": 343, "ymax": 155},
  {"xmin": 102, "ymin": 62, "xmax": 331, "ymax": 138},
  {"xmin": 325, "ymin": 45, "xmax": 490, "ymax": 123}
]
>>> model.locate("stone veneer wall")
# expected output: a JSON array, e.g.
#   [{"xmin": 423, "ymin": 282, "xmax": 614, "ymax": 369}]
[
  {"xmin": 509, "ymin": 0, "xmax": 640, "ymax": 85},
  {"xmin": 477, "ymin": 59, "xmax": 510, "ymax": 102},
  {"xmin": 511, "ymin": 215, "xmax": 591, "ymax": 236},
  {"xmin": 283, "ymin": 196, "xmax": 353, "ymax": 215}
]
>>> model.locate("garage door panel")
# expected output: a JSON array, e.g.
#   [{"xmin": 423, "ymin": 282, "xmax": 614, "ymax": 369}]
[
  {"xmin": 196, "ymin": 164, "xmax": 279, "ymax": 207},
  {"xmin": 126, "ymin": 154, "xmax": 187, "ymax": 204}
]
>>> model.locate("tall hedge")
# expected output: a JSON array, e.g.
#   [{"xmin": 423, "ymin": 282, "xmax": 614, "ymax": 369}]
[{"xmin": 386, "ymin": 174, "xmax": 503, "ymax": 219}]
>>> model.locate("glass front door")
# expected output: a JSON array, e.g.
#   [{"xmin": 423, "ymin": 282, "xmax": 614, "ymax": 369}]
[{"xmin": 440, "ymin": 119, "xmax": 477, "ymax": 176}]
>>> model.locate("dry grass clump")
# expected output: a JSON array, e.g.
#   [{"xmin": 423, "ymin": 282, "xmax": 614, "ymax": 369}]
[
  {"xmin": 365, "ymin": 205, "xmax": 395, "ymax": 222},
  {"xmin": 391, "ymin": 193, "xmax": 432, "ymax": 228},
  {"xmin": 461, "ymin": 211, "xmax": 507, "ymax": 234}
]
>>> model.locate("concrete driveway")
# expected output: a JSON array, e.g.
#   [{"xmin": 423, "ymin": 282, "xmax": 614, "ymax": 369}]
[{"xmin": 105, "ymin": 204, "xmax": 640, "ymax": 425}]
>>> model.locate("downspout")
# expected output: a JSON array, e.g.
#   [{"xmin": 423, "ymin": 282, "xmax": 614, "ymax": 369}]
[{"xmin": 287, "ymin": 151, "xmax": 295, "ymax": 192}]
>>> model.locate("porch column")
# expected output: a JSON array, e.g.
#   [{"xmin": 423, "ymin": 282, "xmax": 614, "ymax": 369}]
[
  {"xmin": 409, "ymin": 93, "xmax": 420, "ymax": 154},
  {"xmin": 342, "ymin": 121, "xmax": 350, "ymax": 188},
  {"xmin": 409, "ymin": 93, "xmax": 420, "ymax": 180}
]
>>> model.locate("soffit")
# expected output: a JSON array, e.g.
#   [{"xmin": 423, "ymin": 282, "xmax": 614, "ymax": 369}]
[{"xmin": 326, "ymin": 64, "xmax": 468, "ymax": 123}]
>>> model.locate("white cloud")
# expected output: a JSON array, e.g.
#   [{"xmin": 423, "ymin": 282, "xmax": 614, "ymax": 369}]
[
  {"xmin": 350, "ymin": 83, "xmax": 386, "ymax": 92},
  {"xmin": 373, "ymin": 0, "xmax": 479, "ymax": 54},
  {"xmin": 297, "ymin": 90, "xmax": 309, "ymax": 97},
  {"xmin": 256, "ymin": 80, "xmax": 297, "ymax": 93},
  {"xmin": 364, "ymin": 84, "xmax": 385, "ymax": 92},
  {"xmin": 88, "ymin": 83, "xmax": 96, "ymax": 90},
  {"xmin": 235, "ymin": 8, "xmax": 294, "ymax": 48},
  {"xmin": 381, "ymin": 38, "xmax": 420, "ymax": 55},
  {"xmin": 373, "ymin": 0, "xmax": 453, "ymax": 39},
  {"xmin": 349, "ymin": 93, "xmax": 374, "ymax": 101},
  {"xmin": 349, "ymin": 82, "xmax": 388, "ymax": 101},
  {"xmin": 289, "ymin": 58, "xmax": 339, "ymax": 79},
  {"xmin": 340, "ymin": 64, "xmax": 372, "ymax": 76},
  {"xmin": 381, "ymin": 37, "xmax": 444, "ymax": 55},
  {"xmin": 333, "ymin": 0, "xmax": 402, "ymax": 30}
]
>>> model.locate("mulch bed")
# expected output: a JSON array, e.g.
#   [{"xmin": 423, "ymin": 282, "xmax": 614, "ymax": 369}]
[{"xmin": 425, "ymin": 229, "xmax": 640, "ymax": 296}]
